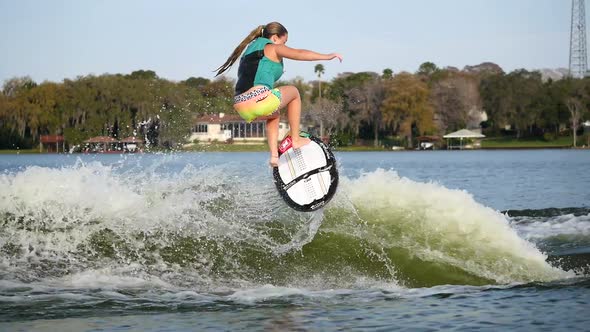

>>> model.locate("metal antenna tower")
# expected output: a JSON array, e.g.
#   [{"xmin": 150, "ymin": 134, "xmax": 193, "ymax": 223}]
[{"xmin": 570, "ymin": 0, "xmax": 588, "ymax": 78}]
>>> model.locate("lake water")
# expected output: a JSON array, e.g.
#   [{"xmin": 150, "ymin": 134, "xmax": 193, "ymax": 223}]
[{"xmin": 0, "ymin": 150, "xmax": 589, "ymax": 331}]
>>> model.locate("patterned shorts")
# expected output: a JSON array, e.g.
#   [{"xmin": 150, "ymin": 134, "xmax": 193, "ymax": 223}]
[{"xmin": 233, "ymin": 86, "xmax": 281, "ymax": 122}]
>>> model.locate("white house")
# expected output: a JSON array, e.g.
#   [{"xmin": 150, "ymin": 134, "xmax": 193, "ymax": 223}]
[{"xmin": 189, "ymin": 113, "xmax": 291, "ymax": 144}]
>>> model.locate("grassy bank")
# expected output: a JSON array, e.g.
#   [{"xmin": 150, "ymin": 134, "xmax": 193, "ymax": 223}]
[
  {"xmin": 182, "ymin": 143, "xmax": 392, "ymax": 152},
  {"xmin": 182, "ymin": 143, "xmax": 268, "ymax": 152},
  {"xmin": 332, "ymin": 145, "xmax": 389, "ymax": 152},
  {"xmin": 0, "ymin": 149, "xmax": 41, "ymax": 154},
  {"xmin": 481, "ymin": 136, "xmax": 576, "ymax": 149},
  {"xmin": 2, "ymin": 136, "xmax": 585, "ymax": 154}
]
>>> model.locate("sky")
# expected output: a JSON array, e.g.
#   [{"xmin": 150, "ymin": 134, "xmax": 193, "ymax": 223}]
[{"xmin": 0, "ymin": 0, "xmax": 575, "ymax": 85}]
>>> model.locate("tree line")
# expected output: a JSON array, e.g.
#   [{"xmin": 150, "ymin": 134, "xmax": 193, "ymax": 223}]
[
  {"xmin": 1, "ymin": 62, "xmax": 589, "ymax": 150},
  {"xmin": 305, "ymin": 62, "xmax": 589, "ymax": 147},
  {"xmin": 0, "ymin": 70, "xmax": 233, "ymax": 149}
]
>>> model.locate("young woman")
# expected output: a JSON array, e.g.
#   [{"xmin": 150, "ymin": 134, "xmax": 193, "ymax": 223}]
[{"xmin": 215, "ymin": 22, "xmax": 342, "ymax": 167}]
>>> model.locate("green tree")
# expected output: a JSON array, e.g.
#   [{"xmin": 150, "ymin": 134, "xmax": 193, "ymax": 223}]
[
  {"xmin": 183, "ymin": 77, "xmax": 211, "ymax": 88},
  {"xmin": 347, "ymin": 78, "xmax": 384, "ymax": 146},
  {"xmin": 314, "ymin": 64, "xmax": 326, "ymax": 137},
  {"xmin": 507, "ymin": 70, "xmax": 543, "ymax": 138},
  {"xmin": 480, "ymin": 72, "xmax": 511, "ymax": 133},
  {"xmin": 539, "ymin": 79, "xmax": 570, "ymax": 135},
  {"xmin": 305, "ymin": 97, "xmax": 345, "ymax": 141},
  {"xmin": 564, "ymin": 78, "xmax": 590, "ymax": 147},
  {"xmin": 417, "ymin": 62, "xmax": 439, "ymax": 77},
  {"xmin": 314, "ymin": 64, "xmax": 325, "ymax": 99},
  {"xmin": 328, "ymin": 72, "xmax": 379, "ymax": 143},
  {"xmin": 328, "ymin": 72, "xmax": 377, "ymax": 101},
  {"xmin": 431, "ymin": 78, "xmax": 466, "ymax": 132},
  {"xmin": 481, "ymin": 69, "xmax": 551, "ymax": 137},
  {"xmin": 127, "ymin": 70, "xmax": 158, "ymax": 80},
  {"xmin": 2, "ymin": 76, "xmax": 37, "ymax": 97},
  {"xmin": 381, "ymin": 72, "xmax": 435, "ymax": 148},
  {"xmin": 382, "ymin": 68, "xmax": 393, "ymax": 79}
]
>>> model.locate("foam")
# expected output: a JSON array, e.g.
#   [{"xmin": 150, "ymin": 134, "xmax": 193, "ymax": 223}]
[
  {"xmin": 0, "ymin": 162, "xmax": 576, "ymax": 292},
  {"xmin": 513, "ymin": 213, "xmax": 590, "ymax": 240},
  {"xmin": 339, "ymin": 169, "xmax": 575, "ymax": 283}
]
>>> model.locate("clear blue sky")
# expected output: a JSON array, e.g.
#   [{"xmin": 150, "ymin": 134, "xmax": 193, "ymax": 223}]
[{"xmin": 0, "ymin": 0, "xmax": 573, "ymax": 84}]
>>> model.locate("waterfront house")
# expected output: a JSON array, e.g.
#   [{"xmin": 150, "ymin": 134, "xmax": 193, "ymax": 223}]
[
  {"xmin": 39, "ymin": 135, "xmax": 66, "ymax": 153},
  {"xmin": 189, "ymin": 113, "xmax": 290, "ymax": 144}
]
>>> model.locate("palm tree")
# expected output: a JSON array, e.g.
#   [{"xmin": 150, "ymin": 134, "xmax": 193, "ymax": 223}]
[
  {"xmin": 314, "ymin": 64, "xmax": 325, "ymax": 137},
  {"xmin": 314, "ymin": 64, "xmax": 325, "ymax": 99}
]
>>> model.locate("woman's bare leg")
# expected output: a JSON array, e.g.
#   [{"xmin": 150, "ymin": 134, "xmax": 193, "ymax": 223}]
[
  {"xmin": 266, "ymin": 116, "xmax": 279, "ymax": 166},
  {"xmin": 277, "ymin": 86, "xmax": 311, "ymax": 149}
]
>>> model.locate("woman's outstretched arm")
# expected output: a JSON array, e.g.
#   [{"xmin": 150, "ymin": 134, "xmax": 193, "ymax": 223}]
[{"xmin": 272, "ymin": 44, "xmax": 343, "ymax": 62}]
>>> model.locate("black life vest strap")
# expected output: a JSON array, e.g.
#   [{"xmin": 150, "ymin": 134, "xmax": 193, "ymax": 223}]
[
  {"xmin": 235, "ymin": 50, "xmax": 266, "ymax": 95},
  {"xmin": 244, "ymin": 50, "xmax": 264, "ymax": 60}
]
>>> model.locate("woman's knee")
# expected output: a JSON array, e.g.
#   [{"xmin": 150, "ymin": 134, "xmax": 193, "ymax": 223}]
[{"xmin": 279, "ymin": 86, "xmax": 300, "ymax": 103}]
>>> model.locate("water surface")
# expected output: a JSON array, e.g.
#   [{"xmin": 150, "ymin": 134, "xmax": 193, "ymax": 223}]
[{"xmin": 1, "ymin": 150, "xmax": 589, "ymax": 331}]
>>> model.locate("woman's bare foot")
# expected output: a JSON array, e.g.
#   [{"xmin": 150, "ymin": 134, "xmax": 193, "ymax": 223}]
[
  {"xmin": 291, "ymin": 137, "xmax": 311, "ymax": 149},
  {"xmin": 269, "ymin": 154, "xmax": 279, "ymax": 167}
]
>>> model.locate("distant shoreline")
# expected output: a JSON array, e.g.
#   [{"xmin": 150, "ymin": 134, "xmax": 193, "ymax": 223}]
[
  {"xmin": 2, "ymin": 134, "xmax": 586, "ymax": 154},
  {"xmin": 1, "ymin": 146, "xmax": 587, "ymax": 155}
]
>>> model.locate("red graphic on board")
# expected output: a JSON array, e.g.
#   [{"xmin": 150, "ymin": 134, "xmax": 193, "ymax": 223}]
[{"xmin": 279, "ymin": 136, "xmax": 293, "ymax": 154}]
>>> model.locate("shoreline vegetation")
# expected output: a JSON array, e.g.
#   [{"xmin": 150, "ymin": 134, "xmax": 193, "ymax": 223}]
[
  {"xmin": 2, "ymin": 63, "xmax": 590, "ymax": 153},
  {"xmin": 1, "ymin": 136, "xmax": 586, "ymax": 154}
]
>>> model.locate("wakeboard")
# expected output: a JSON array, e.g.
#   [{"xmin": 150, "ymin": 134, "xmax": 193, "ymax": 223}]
[{"xmin": 272, "ymin": 132, "xmax": 339, "ymax": 212}]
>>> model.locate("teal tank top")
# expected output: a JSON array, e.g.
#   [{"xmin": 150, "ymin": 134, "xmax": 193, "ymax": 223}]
[{"xmin": 240, "ymin": 38, "xmax": 284, "ymax": 90}]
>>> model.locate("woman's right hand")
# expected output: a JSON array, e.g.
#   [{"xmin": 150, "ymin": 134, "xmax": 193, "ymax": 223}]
[{"xmin": 330, "ymin": 53, "xmax": 343, "ymax": 62}]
